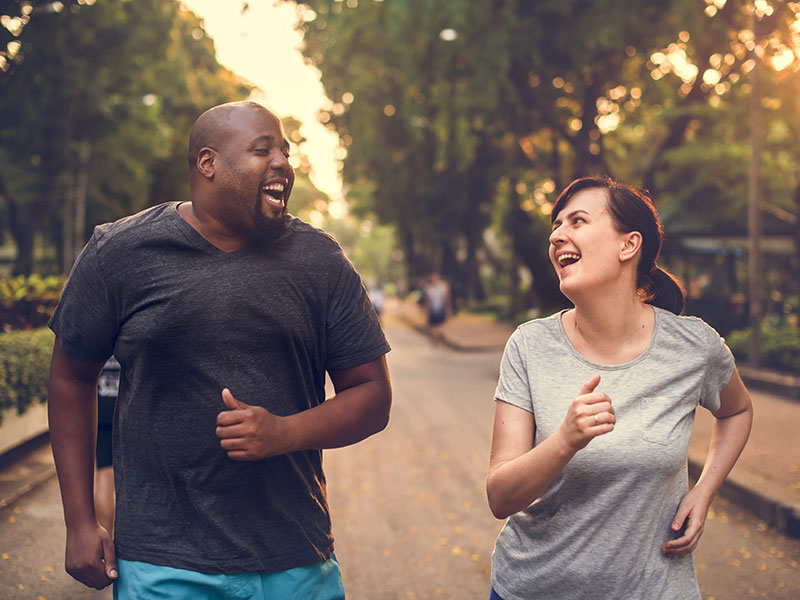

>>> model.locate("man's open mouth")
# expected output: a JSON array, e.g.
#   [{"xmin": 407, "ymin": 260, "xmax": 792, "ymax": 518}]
[{"xmin": 262, "ymin": 182, "xmax": 285, "ymax": 208}]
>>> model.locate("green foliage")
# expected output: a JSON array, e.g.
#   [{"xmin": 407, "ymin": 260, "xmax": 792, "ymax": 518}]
[
  {"xmin": 0, "ymin": 273, "xmax": 64, "ymax": 331},
  {"xmin": 0, "ymin": 327, "xmax": 54, "ymax": 422},
  {"xmin": 0, "ymin": 0, "xmax": 252, "ymax": 275},
  {"xmin": 293, "ymin": 0, "xmax": 800, "ymax": 314},
  {"xmin": 727, "ymin": 315, "xmax": 800, "ymax": 373}
]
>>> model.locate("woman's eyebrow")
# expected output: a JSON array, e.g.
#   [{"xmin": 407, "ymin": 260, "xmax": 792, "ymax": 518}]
[
  {"xmin": 553, "ymin": 208, "xmax": 589, "ymax": 227},
  {"xmin": 565, "ymin": 209, "xmax": 589, "ymax": 219}
]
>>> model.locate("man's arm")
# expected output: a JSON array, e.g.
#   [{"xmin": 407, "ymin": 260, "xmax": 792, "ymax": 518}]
[
  {"xmin": 216, "ymin": 356, "xmax": 392, "ymax": 460},
  {"xmin": 48, "ymin": 338, "xmax": 117, "ymax": 589}
]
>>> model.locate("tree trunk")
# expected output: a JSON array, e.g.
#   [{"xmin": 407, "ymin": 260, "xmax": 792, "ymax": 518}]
[{"xmin": 793, "ymin": 183, "xmax": 800, "ymax": 297}]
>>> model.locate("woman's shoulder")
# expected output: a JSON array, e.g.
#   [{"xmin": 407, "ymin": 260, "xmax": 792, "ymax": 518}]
[
  {"xmin": 654, "ymin": 306, "xmax": 725, "ymax": 346},
  {"xmin": 512, "ymin": 310, "xmax": 564, "ymax": 340}
]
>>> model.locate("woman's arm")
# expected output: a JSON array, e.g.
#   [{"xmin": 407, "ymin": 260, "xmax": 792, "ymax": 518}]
[
  {"xmin": 662, "ymin": 367, "xmax": 753, "ymax": 556},
  {"xmin": 486, "ymin": 374, "xmax": 615, "ymax": 519}
]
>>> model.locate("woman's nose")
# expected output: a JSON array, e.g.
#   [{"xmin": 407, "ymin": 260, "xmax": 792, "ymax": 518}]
[{"xmin": 549, "ymin": 226, "xmax": 564, "ymax": 245}]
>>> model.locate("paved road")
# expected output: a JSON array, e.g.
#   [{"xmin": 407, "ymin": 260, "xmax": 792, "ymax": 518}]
[
  {"xmin": 1, "ymin": 318, "xmax": 798, "ymax": 599},
  {"xmin": 0, "ymin": 475, "xmax": 111, "ymax": 600}
]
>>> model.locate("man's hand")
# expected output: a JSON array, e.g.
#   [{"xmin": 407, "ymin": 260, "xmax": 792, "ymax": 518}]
[
  {"xmin": 216, "ymin": 389, "xmax": 291, "ymax": 460},
  {"xmin": 65, "ymin": 521, "xmax": 117, "ymax": 590}
]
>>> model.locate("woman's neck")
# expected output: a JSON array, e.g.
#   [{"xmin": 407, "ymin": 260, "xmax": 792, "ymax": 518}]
[{"xmin": 562, "ymin": 291, "xmax": 654, "ymax": 365}]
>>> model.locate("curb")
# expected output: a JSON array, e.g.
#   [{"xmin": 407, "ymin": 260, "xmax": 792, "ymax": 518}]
[
  {"xmin": 688, "ymin": 454, "xmax": 800, "ymax": 539},
  {"xmin": 0, "ymin": 463, "xmax": 56, "ymax": 511},
  {"xmin": 738, "ymin": 366, "xmax": 800, "ymax": 403},
  {"xmin": 396, "ymin": 312, "xmax": 800, "ymax": 539},
  {"xmin": 397, "ymin": 314, "xmax": 507, "ymax": 354},
  {"xmin": 0, "ymin": 434, "xmax": 57, "ymax": 511}
]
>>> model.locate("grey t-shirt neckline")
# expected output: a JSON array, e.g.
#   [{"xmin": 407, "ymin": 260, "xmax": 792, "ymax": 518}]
[
  {"xmin": 554, "ymin": 306, "xmax": 661, "ymax": 371},
  {"xmin": 169, "ymin": 201, "xmax": 229, "ymax": 255}
]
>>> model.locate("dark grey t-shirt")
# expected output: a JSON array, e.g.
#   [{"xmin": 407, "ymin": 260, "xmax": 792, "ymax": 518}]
[{"xmin": 49, "ymin": 202, "xmax": 390, "ymax": 573}]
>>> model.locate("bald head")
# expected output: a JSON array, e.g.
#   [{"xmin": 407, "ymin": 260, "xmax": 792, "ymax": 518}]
[{"xmin": 188, "ymin": 101, "xmax": 277, "ymax": 171}]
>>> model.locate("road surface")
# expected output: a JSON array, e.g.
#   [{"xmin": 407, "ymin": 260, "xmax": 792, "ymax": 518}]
[{"xmin": 1, "ymin": 318, "xmax": 798, "ymax": 599}]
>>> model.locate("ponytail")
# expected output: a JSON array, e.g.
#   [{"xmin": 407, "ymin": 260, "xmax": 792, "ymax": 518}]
[{"xmin": 644, "ymin": 266, "xmax": 685, "ymax": 315}]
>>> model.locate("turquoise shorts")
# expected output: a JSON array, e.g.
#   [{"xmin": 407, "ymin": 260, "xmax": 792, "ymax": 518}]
[{"xmin": 113, "ymin": 555, "xmax": 345, "ymax": 600}]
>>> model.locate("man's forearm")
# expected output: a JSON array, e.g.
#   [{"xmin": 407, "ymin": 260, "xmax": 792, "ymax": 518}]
[
  {"xmin": 48, "ymin": 343, "xmax": 103, "ymax": 527},
  {"xmin": 282, "ymin": 378, "xmax": 391, "ymax": 453}
]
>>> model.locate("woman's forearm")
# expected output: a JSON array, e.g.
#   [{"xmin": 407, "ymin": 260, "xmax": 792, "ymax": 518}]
[
  {"xmin": 487, "ymin": 431, "xmax": 576, "ymax": 519},
  {"xmin": 693, "ymin": 405, "xmax": 753, "ymax": 500}
]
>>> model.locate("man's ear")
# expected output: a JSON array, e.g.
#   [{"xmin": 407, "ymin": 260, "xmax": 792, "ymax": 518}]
[
  {"xmin": 620, "ymin": 231, "xmax": 642, "ymax": 263},
  {"xmin": 196, "ymin": 148, "xmax": 216, "ymax": 179}
]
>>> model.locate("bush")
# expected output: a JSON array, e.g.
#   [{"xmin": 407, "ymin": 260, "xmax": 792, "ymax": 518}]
[
  {"xmin": 727, "ymin": 315, "xmax": 800, "ymax": 373},
  {"xmin": 0, "ymin": 328, "xmax": 54, "ymax": 423},
  {"xmin": 0, "ymin": 274, "xmax": 65, "ymax": 332}
]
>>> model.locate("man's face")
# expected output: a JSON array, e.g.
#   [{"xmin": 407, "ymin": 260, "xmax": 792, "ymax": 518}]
[{"xmin": 214, "ymin": 108, "xmax": 295, "ymax": 243}]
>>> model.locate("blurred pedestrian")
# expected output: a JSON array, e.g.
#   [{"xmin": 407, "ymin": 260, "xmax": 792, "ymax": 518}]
[
  {"xmin": 369, "ymin": 284, "xmax": 386, "ymax": 319},
  {"xmin": 423, "ymin": 272, "xmax": 451, "ymax": 350},
  {"xmin": 94, "ymin": 356, "xmax": 119, "ymax": 538},
  {"xmin": 486, "ymin": 177, "xmax": 753, "ymax": 600},
  {"xmin": 47, "ymin": 100, "xmax": 392, "ymax": 597}
]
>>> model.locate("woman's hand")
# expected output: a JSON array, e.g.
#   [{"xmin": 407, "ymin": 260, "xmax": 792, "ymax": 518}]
[
  {"xmin": 662, "ymin": 486, "xmax": 713, "ymax": 557},
  {"xmin": 555, "ymin": 374, "xmax": 616, "ymax": 452},
  {"xmin": 663, "ymin": 367, "xmax": 753, "ymax": 557}
]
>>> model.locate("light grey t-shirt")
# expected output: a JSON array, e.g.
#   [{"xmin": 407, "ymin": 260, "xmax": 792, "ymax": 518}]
[{"xmin": 491, "ymin": 306, "xmax": 734, "ymax": 600}]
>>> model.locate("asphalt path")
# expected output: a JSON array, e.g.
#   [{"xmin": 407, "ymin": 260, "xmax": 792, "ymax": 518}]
[{"xmin": 1, "ymin": 317, "xmax": 798, "ymax": 599}]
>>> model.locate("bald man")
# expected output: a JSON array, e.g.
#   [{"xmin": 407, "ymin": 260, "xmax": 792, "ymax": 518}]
[{"xmin": 48, "ymin": 101, "xmax": 391, "ymax": 598}]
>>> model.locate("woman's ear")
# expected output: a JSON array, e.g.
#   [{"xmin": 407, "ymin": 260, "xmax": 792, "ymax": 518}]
[
  {"xmin": 619, "ymin": 231, "xmax": 642, "ymax": 263},
  {"xmin": 196, "ymin": 147, "xmax": 216, "ymax": 179}
]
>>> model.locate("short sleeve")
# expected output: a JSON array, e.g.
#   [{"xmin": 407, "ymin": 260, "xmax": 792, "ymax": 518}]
[
  {"xmin": 699, "ymin": 323, "xmax": 735, "ymax": 413},
  {"xmin": 48, "ymin": 234, "xmax": 118, "ymax": 363},
  {"xmin": 494, "ymin": 328, "xmax": 534, "ymax": 413},
  {"xmin": 324, "ymin": 254, "xmax": 390, "ymax": 371}
]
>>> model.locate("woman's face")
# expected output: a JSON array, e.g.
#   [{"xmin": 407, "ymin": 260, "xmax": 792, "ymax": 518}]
[{"xmin": 548, "ymin": 188, "xmax": 631, "ymax": 298}]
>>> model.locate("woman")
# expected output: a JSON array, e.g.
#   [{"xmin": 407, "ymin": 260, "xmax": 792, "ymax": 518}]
[{"xmin": 486, "ymin": 177, "xmax": 752, "ymax": 600}]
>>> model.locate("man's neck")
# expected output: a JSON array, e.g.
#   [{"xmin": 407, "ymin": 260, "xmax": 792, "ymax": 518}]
[{"xmin": 177, "ymin": 201, "xmax": 249, "ymax": 253}]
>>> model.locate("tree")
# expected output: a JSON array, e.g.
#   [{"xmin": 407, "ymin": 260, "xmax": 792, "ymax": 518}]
[
  {"xmin": 291, "ymin": 0, "xmax": 800, "ymax": 320},
  {"xmin": 0, "ymin": 0, "xmax": 251, "ymax": 275}
]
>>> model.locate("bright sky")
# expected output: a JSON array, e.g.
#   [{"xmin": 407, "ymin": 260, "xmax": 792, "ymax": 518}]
[{"xmin": 181, "ymin": 0, "xmax": 342, "ymax": 200}]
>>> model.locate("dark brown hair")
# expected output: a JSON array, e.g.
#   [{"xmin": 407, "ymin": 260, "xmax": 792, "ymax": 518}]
[{"xmin": 551, "ymin": 176, "xmax": 685, "ymax": 315}]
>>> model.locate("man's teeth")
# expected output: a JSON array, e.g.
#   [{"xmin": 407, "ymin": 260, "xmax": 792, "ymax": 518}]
[
  {"xmin": 558, "ymin": 253, "xmax": 581, "ymax": 266},
  {"xmin": 263, "ymin": 183, "xmax": 284, "ymax": 194}
]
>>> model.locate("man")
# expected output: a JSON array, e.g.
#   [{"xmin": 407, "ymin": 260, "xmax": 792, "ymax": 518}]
[{"xmin": 48, "ymin": 101, "xmax": 392, "ymax": 598}]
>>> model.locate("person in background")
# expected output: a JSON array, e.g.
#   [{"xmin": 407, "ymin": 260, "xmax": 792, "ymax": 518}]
[
  {"xmin": 48, "ymin": 100, "xmax": 392, "ymax": 598},
  {"xmin": 486, "ymin": 176, "xmax": 752, "ymax": 600},
  {"xmin": 94, "ymin": 356, "xmax": 120, "ymax": 538},
  {"xmin": 368, "ymin": 284, "xmax": 386, "ymax": 319},
  {"xmin": 423, "ymin": 272, "xmax": 451, "ymax": 350}
]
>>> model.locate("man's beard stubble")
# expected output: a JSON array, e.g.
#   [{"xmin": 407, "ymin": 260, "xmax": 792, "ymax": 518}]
[{"xmin": 252, "ymin": 204, "xmax": 288, "ymax": 249}]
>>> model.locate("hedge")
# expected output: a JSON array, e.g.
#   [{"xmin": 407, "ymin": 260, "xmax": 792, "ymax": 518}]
[
  {"xmin": 727, "ymin": 315, "xmax": 800, "ymax": 373},
  {"xmin": 0, "ymin": 274, "xmax": 65, "ymax": 331},
  {"xmin": 0, "ymin": 327, "xmax": 54, "ymax": 425}
]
